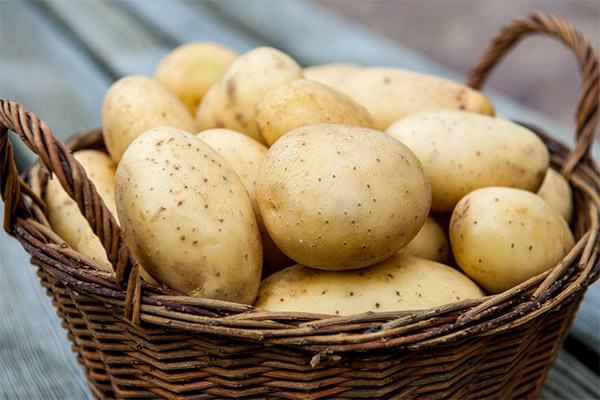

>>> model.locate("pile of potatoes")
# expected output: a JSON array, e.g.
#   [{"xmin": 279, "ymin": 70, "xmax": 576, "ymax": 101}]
[{"xmin": 45, "ymin": 41, "xmax": 575, "ymax": 316}]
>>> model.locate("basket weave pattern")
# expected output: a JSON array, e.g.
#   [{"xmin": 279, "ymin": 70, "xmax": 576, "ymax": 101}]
[{"xmin": 1, "ymin": 13, "xmax": 599, "ymax": 399}]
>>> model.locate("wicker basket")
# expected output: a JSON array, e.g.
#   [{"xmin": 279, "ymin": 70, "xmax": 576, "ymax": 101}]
[{"xmin": 1, "ymin": 13, "xmax": 598, "ymax": 400}]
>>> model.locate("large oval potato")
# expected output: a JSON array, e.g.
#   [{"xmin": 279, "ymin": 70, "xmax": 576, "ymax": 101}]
[
  {"xmin": 101, "ymin": 75, "xmax": 196, "ymax": 163},
  {"xmin": 336, "ymin": 67, "xmax": 494, "ymax": 130},
  {"xmin": 254, "ymin": 254, "xmax": 485, "ymax": 315},
  {"xmin": 386, "ymin": 109, "xmax": 550, "ymax": 212},
  {"xmin": 115, "ymin": 126, "xmax": 262, "ymax": 303},
  {"xmin": 196, "ymin": 128, "xmax": 294, "ymax": 274},
  {"xmin": 255, "ymin": 123, "xmax": 432, "ymax": 271},
  {"xmin": 255, "ymin": 78, "xmax": 375, "ymax": 146},
  {"xmin": 449, "ymin": 187, "xmax": 575, "ymax": 294},
  {"xmin": 401, "ymin": 217, "xmax": 451, "ymax": 264},
  {"xmin": 537, "ymin": 168, "xmax": 573, "ymax": 223},
  {"xmin": 195, "ymin": 46, "xmax": 304, "ymax": 144},
  {"xmin": 154, "ymin": 41, "xmax": 239, "ymax": 116}
]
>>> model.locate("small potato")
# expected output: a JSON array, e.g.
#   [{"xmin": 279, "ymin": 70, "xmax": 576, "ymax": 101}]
[
  {"xmin": 386, "ymin": 109, "xmax": 549, "ymax": 212},
  {"xmin": 254, "ymin": 254, "xmax": 485, "ymax": 315},
  {"xmin": 303, "ymin": 63, "xmax": 362, "ymax": 89},
  {"xmin": 196, "ymin": 128, "xmax": 294, "ymax": 273},
  {"xmin": 195, "ymin": 46, "xmax": 304, "ymax": 144},
  {"xmin": 101, "ymin": 75, "xmax": 196, "ymax": 163},
  {"xmin": 115, "ymin": 126, "xmax": 262, "ymax": 304},
  {"xmin": 401, "ymin": 217, "xmax": 451, "ymax": 264},
  {"xmin": 537, "ymin": 168, "xmax": 573, "ymax": 223},
  {"xmin": 450, "ymin": 187, "xmax": 575, "ymax": 294},
  {"xmin": 45, "ymin": 150, "xmax": 118, "ymax": 252},
  {"xmin": 255, "ymin": 123, "xmax": 432, "ymax": 271},
  {"xmin": 336, "ymin": 67, "xmax": 494, "ymax": 131},
  {"xmin": 154, "ymin": 41, "xmax": 239, "ymax": 116},
  {"xmin": 256, "ymin": 79, "xmax": 375, "ymax": 146}
]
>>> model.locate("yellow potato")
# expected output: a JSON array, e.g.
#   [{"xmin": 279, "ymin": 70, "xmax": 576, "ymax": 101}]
[
  {"xmin": 45, "ymin": 150, "xmax": 117, "ymax": 252},
  {"xmin": 336, "ymin": 67, "xmax": 494, "ymax": 130},
  {"xmin": 254, "ymin": 254, "xmax": 485, "ymax": 315},
  {"xmin": 196, "ymin": 128, "xmax": 293, "ymax": 273},
  {"xmin": 255, "ymin": 123, "xmax": 432, "ymax": 271},
  {"xmin": 386, "ymin": 109, "xmax": 549, "ymax": 212},
  {"xmin": 537, "ymin": 168, "xmax": 573, "ymax": 223},
  {"xmin": 101, "ymin": 75, "xmax": 196, "ymax": 163},
  {"xmin": 303, "ymin": 63, "xmax": 362, "ymax": 89},
  {"xmin": 154, "ymin": 41, "xmax": 239, "ymax": 116},
  {"xmin": 115, "ymin": 126, "xmax": 262, "ymax": 303},
  {"xmin": 401, "ymin": 217, "xmax": 451, "ymax": 264},
  {"xmin": 255, "ymin": 78, "xmax": 375, "ymax": 146},
  {"xmin": 449, "ymin": 187, "xmax": 575, "ymax": 294},
  {"xmin": 195, "ymin": 46, "xmax": 304, "ymax": 144}
]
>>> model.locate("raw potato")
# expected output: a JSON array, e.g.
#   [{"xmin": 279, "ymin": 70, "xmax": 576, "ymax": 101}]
[
  {"xmin": 195, "ymin": 46, "xmax": 304, "ymax": 144},
  {"xmin": 196, "ymin": 128, "xmax": 293, "ymax": 274},
  {"xmin": 256, "ymin": 79, "xmax": 375, "ymax": 146},
  {"xmin": 255, "ymin": 123, "xmax": 432, "ymax": 271},
  {"xmin": 303, "ymin": 63, "xmax": 362, "ymax": 89},
  {"xmin": 101, "ymin": 75, "xmax": 196, "ymax": 163},
  {"xmin": 115, "ymin": 126, "xmax": 262, "ymax": 303},
  {"xmin": 386, "ymin": 109, "xmax": 549, "ymax": 212},
  {"xmin": 401, "ymin": 217, "xmax": 451, "ymax": 264},
  {"xmin": 336, "ymin": 67, "xmax": 494, "ymax": 131},
  {"xmin": 537, "ymin": 168, "xmax": 573, "ymax": 223},
  {"xmin": 254, "ymin": 254, "xmax": 485, "ymax": 315},
  {"xmin": 154, "ymin": 41, "xmax": 239, "ymax": 116},
  {"xmin": 45, "ymin": 150, "xmax": 118, "ymax": 256},
  {"xmin": 450, "ymin": 187, "xmax": 575, "ymax": 294}
]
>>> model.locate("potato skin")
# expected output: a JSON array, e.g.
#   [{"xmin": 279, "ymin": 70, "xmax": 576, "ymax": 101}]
[
  {"xmin": 101, "ymin": 75, "xmax": 196, "ymax": 163},
  {"xmin": 115, "ymin": 127, "xmax": 262, "ymax": 304},
  {"xmin": 401, "ymin": 217, "xmax": 451, "ymax": 264},
  {"xmin": 45, "ymin": 150, "xmax": 118, "ymax": 254},
  {"xmin": 255, "ymin": 123, "xmax": 432, "ymax": 271},
  {"xmin": 537, "ymin": 168, "xmax": 573, "ymax": 223},
  {"xmin": 303, "ymin": 63, "xmax": 362, "ymax": 90},
  {"xmin": 386, "ymin": 109, "xmax": 549, "ymax": 212},
  {"xmin": 336, "ymin": 67, "xmax": 494, "ymax": 130},
  {"xmin": 154, "ymin": 41, "xmax": 239, "ymax": 116},
  {"xmin": 256, "ymin": 78, "xmax": 375, "ymax": 146},
  {"xmin": 195, "ymin": 46, "xmax": 304, "ymax": 144},
  {"xmin": 449, "ymin": 187, "xmax": 575, "ymax": 294},
  {"xmin": 254, "ymin": 254, "xmax": 485, "ymax": 315},
  {"xmin": 196, "ymin": 128, "xmax": 294, "ymax": 274}
]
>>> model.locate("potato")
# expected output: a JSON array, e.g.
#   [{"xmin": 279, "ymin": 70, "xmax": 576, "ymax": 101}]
[
  {"xmin": 303, "ymin": 63, "xmax": 362, "ymax": 89},
  {"xmin": 101, "ymin": 75, "xmax": 196, "ymax": 163},
  {"xmin": 115, "ymin": 126, "xmax": 262, "ymax": 303},
  {"xmin": 154, "ymin": 41, "xmax": 239, "ymax": 116},
  {"xmin": 449, "ymin": 187, "xmax": 575, "ymax": 294},
  {"xmin": 255, "ymin": 123, "xmax": 432, "ymax": 271},
  {"xmin": 195, "ymin": 46, "xmax": 304, "ymax": 145},
  {"xmin": 336, "ymin": 67, "xmax": 494, "ymax": 130},
  {"xmin": 45, "ymin": 150, "xmax": 118, "ymax": 253},
  {"xmin": 255, "ymin": 79, "xmax": 375, "ymax": 146},
  {"xmin": 196, "ymin": 128, "xmax": 293, "ymax": 274},
  {"xmin": 401, "ymin": 217, "xmax": 451, "ymax": 264},
  {"xmin": 537, "ymin": 168, "xmax": 573, "ymax": 223},
  {"xmin": 254, "ymin": 254, "xmax": 485, "ymax": 315},
  {"xmin": 386, "ymin": 109, "xmax": 549, "ymax": 212}
]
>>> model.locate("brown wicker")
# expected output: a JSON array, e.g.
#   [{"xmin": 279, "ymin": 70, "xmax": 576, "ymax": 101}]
[{"xmin": 1, "ymin": 12, "xmax": 599, "ymax": 400}]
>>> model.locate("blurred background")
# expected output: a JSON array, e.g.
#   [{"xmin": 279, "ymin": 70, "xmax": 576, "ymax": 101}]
[{"xmin": 316, "ymin": 0, "xmax": 599, "ymax": 139}]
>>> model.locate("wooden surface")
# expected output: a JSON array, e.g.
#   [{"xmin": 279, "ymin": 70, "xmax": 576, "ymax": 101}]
[{"xmin": 0, "ymin": 1, "xmax": 598, "ymax": 399}]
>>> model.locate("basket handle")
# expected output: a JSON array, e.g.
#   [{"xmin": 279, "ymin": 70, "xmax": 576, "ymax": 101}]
[
  {"xmin": 467, "ymin": 12, "xmax": 599, "ymax": 176},
  {"xmin": 0, "ymin": 100, "xmax": 138, "ymax": 296}
]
